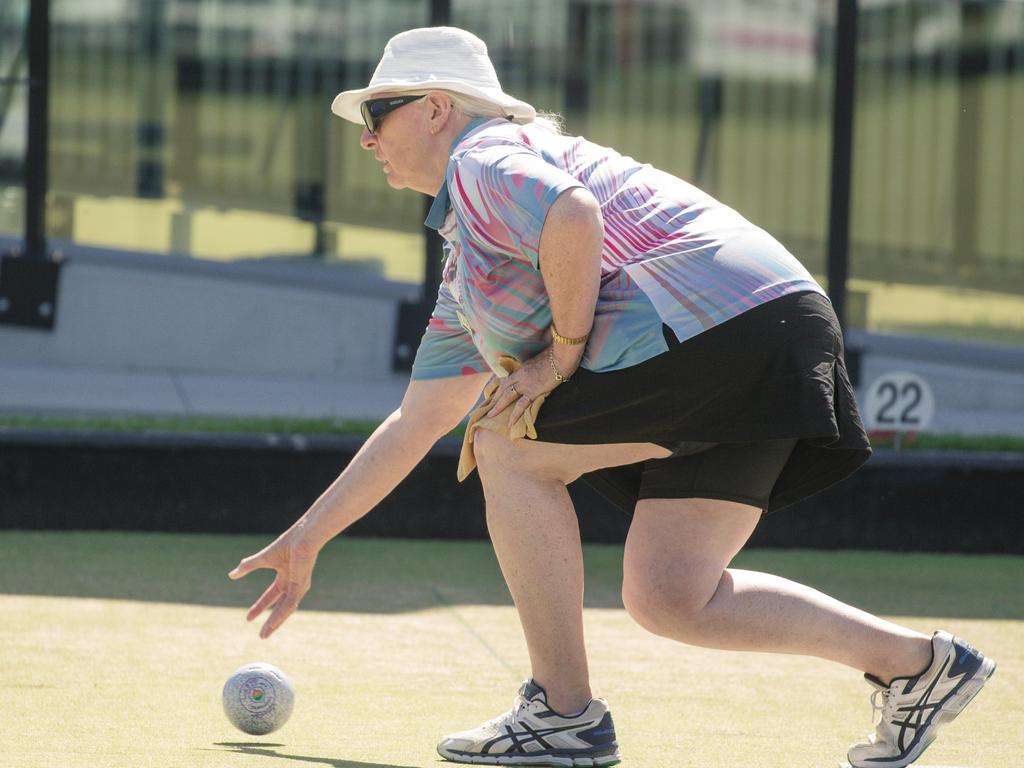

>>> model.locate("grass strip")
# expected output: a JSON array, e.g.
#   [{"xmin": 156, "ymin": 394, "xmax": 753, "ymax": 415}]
[
  {"xmin": 0, "ymin": 413, "xmax": 468, "ymax": 440},
  {"xmin": 866, "ymin": 430, "xmax": 1024, "ymax": 453},
  {"xmin": 1, "ymin": 413, "xmax": 1020, "ymax": 452}
]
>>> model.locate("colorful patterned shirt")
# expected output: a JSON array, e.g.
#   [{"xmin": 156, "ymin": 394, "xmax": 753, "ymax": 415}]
[{"xmin": 411, "ymin": 118, "xmax": 825, "ymax": 380}]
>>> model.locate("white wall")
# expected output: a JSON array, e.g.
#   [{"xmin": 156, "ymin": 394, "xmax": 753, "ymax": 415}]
[{"xmin": 0, "ymin": 241, "xmax": 418, "ymax": 381}]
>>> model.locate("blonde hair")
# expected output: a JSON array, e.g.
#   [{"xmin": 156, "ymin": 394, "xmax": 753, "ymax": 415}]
[
  {"xmin": 400, "ymin": 88, "xmax": 564, "ymax": 135},
  {"xmin": 447, "ymin": 91, "xmax": 565, "ymax": 135}
]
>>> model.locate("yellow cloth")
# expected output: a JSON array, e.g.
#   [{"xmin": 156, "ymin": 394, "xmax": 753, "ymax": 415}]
[{"xmin": 457, "ymin": 356, "xmax": 548, "ymax": 482}]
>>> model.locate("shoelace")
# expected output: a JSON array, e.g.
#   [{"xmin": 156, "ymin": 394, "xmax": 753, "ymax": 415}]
[
  {"xmin": 484, "ymin": 694, "xmax": 530, "ymax": 731},
  {"xmin": 868, "ymin": 686, "xmax": 897, "ymax": 742}
]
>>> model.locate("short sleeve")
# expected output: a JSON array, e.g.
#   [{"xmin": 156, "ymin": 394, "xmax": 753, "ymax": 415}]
[
  {"xmin": 449, "ymin": 146, "xmax": 583, "ymax": 270},
  {"xmin": 410, "ymin": 279, "xmax": 490, "ymax": 381}
]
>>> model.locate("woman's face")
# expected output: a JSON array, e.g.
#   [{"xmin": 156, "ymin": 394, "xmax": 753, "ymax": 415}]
[{"xmin": 359, "ymin": 93, "xmax": 442, "ymax": 195}]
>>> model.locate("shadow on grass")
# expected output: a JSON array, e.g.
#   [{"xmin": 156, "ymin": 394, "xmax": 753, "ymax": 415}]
[
  {"xmin": 0, "ymin": 531, "xmax": 1021, "ymax": 620},
  {"xmin": 203, "ymin": 742, "xmax": 421, "ymax": 768}
]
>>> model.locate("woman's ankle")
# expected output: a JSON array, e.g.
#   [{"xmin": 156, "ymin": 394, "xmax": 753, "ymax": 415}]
[
  {"xmin": 869, "ymin": 632, "xmax": 934, "ymax": 685},
  {"xmin": 533, "ymin": 677, "xmax": 593, "ymax": 716}
]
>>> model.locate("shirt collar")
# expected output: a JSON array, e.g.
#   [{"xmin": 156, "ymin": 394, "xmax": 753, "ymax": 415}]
[{"xmin": 424, "ymin": 117, "xmax": 493, "ymax": 231}]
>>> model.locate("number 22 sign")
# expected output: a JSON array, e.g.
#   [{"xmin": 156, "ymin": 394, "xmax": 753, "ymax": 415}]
[{"xmin": 864, "ymin": 371, "xmax": 935, "ymax": 432}]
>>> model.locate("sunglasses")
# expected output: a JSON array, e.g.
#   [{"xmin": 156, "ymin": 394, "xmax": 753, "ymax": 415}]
[{"xmin": 360, "ymin": 94, "xmax": 427, "ymax": 134}]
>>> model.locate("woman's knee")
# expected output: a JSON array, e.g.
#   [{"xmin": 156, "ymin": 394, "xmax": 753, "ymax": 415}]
[
  {"xmin": 473, "ymin": 428, "xmax": 514, "ymax": 468},
  {"xmin": 621, "ymin": 560, "xmax": 723, "ymax": 639},
  {"xmin": 621, "ymin": 498, "xmax": 758, "ymax": 639},
  {"xmin": 474, "ymin": 429, "xmax": 572, "ymax": 483}
]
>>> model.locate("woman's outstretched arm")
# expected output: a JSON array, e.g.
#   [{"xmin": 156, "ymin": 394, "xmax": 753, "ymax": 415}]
[{"xmin": 229, "ymin": 370, "xmax": 489, "ymax": 637}]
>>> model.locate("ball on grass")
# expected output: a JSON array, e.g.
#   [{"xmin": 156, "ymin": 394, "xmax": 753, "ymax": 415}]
[{"xmin": 222, "ymin": 662, "xmax": 294, "ymax": 735}]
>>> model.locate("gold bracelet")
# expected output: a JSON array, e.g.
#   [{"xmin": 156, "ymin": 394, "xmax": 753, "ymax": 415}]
[
  {"xmin": 548, "ymin": 347, "xmax": 572, "ymax": 383},
  {"xmin": 551, "ymin": 324, "xmax": 590, "ymax": 346}
]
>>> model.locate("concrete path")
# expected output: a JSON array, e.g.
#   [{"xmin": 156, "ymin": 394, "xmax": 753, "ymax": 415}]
[
  {"xmin": 0, "ymin": 363, "xmax": 409, "ymax": 422},
  {"xmin": 2, "ymin": 330, "xmax": 1022, "ymax": 438}
]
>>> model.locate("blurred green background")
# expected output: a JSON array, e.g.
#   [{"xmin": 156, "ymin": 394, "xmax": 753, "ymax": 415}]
[{"xmin": 1, "ymin": 0, "xmax": 1022, "ymax": 343}]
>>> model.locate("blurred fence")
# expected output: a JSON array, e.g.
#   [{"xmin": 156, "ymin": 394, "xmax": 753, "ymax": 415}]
[
  {"xmin": 0, "ymin": 0, "xmax": 1022, "ymax": 292},
  {"xmin": 0, "ymin": 5, "xmax": 27, "ymax": 186}
]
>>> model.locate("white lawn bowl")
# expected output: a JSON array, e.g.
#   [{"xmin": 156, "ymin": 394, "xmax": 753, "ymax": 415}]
[{"xmin": 222, "ymin": 662, "xmax": 295, "ymax": 736}]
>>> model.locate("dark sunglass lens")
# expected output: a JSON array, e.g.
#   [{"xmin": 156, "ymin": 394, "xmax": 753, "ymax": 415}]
[
  {"xmin": 360, "ymin": 95, "xmax": 423, "ymax": 133},
  {"xmin": 371, "ymin": 99, "xmax": 400, "ymax": 116},
  {"xmin": 360, "ymin": 102, "xmax": 376, "ymax": 133}
]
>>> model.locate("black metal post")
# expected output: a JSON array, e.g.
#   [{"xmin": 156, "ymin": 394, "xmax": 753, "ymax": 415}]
[
  {"xmin": 135, "ymin": 0, "xmax": 166, "ymax": 198},
  {"xmin": 827, "ymin": 0, "xmax": 857, "ymax": 334},
  {"xmin": 394, "ymin": 0, "xmax": 452, "ymax": 370},
  {"xmin": 294, "ymin": 55, "xmax": 327, "ymax": 254},
  {"xmin": 421, "ymin": 0, "xmax": 452, "ymax": 299},
  {"xmin": 24, "ymin": 0, "xmax": 49, "ymax": 261},
  {"xmin": 564, "ymin": 0, "xmax": 591, "ymax": 116},
  {"xmin": 422, "ymin": 199, "xmax": 445, "ymax": 301},
  {"xmin": 1, "ymin": 0, "xmax": 61, "ymax": 330},
  {"xmin": 694, "ymin": 75, "xmax": 723, "ymax": 191},
  {"xmin": 953, "ymin": 2, "xmax": 988, "ymax": 275}
]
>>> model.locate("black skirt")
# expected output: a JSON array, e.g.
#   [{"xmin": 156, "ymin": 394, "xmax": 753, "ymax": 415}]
[{"xmin": 532, "ymin": 291, "xmax": 871, "ymax": 513}]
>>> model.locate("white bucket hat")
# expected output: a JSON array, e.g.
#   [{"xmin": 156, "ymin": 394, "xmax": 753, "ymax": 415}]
[{"xmin": 331, "ymin": 27, "xmax": 536, "ymax": 125}]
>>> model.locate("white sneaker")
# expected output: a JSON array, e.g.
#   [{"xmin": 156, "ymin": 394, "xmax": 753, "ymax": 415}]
[
  {"xmin": 436, "ymin": 679, "xmax": 621, "ymax": 766},
  {"xmin": 847, "ymin": 630, "xmax": 996, "ymax": 768}
]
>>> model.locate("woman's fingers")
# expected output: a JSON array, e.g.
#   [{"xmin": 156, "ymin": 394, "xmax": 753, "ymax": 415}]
[
  {"xmin": 229, "ymin": 551, "xmax": 268, "ymax": 580},
  {"xmin": 229, "ymin": 534, "xmax": 318, "ymax": 638},
  {"xmin": 246, "ymin": 577, "xmax": 284, "ymax": 622},
  {"xmin": 259, "ymin": 582, "xmax": 307, "ymax": 639},
  {"xmin": 508, "ymin": 396, "xmax": 531, "ymax": 426},
  {"xmin": 486, "ymin": 387, "xmax": 513, "ymax": 417},
  {"xmin": 487, "ymin": 379, "xmax": 535, "ymax": 418}
]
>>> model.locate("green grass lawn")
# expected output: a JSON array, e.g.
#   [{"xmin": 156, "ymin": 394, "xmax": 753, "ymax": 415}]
[{"xmin": 1, "ymin": 532, "xmax": 1020, "ymax": 768}]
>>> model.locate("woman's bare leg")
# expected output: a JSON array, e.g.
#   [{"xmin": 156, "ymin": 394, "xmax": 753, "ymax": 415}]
[
  {"xmin": 473, "ymin": 430, "xmax": 671, "ymax": 714},
  {"xmin": 622, "ymin": 498, "xmax": 933, "ymax": 683},
  {"xmin": 474, "ymin": 432, "xmax": 933, "ymax": 715}
]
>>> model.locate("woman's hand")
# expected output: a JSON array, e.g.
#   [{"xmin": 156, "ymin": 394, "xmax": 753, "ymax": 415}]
[
  {"xmin": 228, "ymin": 525, "xmax": 320, "ymax": 639},
  {"xmin": 486, "ymin": 344, "xmax": 576, "ymax": 425}
]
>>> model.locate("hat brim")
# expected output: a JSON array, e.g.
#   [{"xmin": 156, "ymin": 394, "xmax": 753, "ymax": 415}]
[{"xmin": 331, "ymin": 80, "xmax": 536, "ymax": 125}]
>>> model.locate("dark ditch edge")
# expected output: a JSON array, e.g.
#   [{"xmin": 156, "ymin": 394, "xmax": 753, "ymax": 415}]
[{"xmin": 1, "ymin": 429, "xmax": 1020, "ymax": 553}]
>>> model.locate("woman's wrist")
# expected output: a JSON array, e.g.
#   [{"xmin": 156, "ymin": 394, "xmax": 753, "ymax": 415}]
[
  {"xmin": 295, "ymin": 496, "xmax": 346, "ymax": 550},
  {"xmin": 549, "ymin": 342, "xmax": 584, "ymax": 382},
  {"xmin": 551, "ymin": 323, "xmax": 590, "ymax": 346}
]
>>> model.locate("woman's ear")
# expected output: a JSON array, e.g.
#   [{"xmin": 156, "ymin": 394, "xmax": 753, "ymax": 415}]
[{"xmin": 425, "ymin": 91, "xmax": 453, "ymax": 134}]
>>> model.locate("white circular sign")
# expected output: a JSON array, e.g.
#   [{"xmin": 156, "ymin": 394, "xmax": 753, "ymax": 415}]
[{"xmin": 864, "ymin": 372, "xmax": 935, "ymax": 432}]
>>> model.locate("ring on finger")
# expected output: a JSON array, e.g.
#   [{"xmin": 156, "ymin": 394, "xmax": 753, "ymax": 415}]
[{"xmin": 510, "ymin": 382, "xmax": 532, "ymax": 402}]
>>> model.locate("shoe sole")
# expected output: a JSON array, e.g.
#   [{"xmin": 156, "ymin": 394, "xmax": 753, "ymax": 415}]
[
  {"xmin": 846, "ymin": 655, "xmax": 997, "ymax": 768},
  {"xmin": 437, "ymin": 746, "xmax": 621, "ymax": 767}
]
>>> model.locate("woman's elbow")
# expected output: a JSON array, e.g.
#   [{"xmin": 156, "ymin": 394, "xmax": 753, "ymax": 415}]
[{"xmin": 558, "ymin": 187, "xmax": 603, "ymax": 231}]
